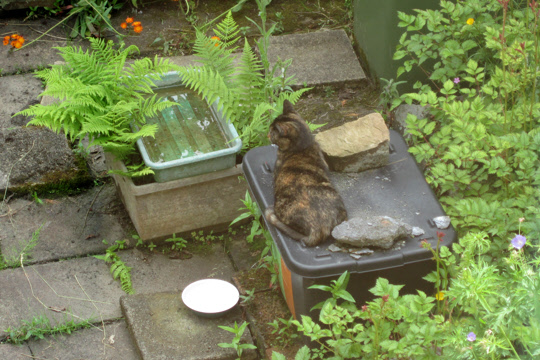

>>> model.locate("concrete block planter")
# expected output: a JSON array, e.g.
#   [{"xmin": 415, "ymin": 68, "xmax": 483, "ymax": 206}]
[{"xmin": 105, "ymin": 153, "xmax": 247, "ymax": 241}]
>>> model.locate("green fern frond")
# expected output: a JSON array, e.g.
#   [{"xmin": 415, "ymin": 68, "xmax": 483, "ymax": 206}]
[
  {"xmin": 110, "ymin": 259, "xmax": 134, "ymax": 294},
  {"xmin": 234, "ymin": 39, "xmax": 265, "ymax": 107},
  {"xmin": 192, "ymin": 31, "xmax": 236, "ymax": 81},
  {"xmin": 108, "ymin": 163, "xmax": 155, "ymax": 178},
  {"xmin": 214, "ymin": 11, "xmax": 241, "ymax": 48},
  {"xmin": 277, "ymin": 87, "xmax": 312, "ymax": 106},
  {"xmin": 14, "ymin": 38, "xmax": 179, "ymax": 177},
  {"xmin": 125, "ymin": 124, "xmax": 159, "ymax": 141},
  {"xmin": 136, "ymin": 95, "xmax": 179, "ymax": 120},
  {"xmin": 178, "ymin": 66, "xmax": 234, "ymax": 112}
]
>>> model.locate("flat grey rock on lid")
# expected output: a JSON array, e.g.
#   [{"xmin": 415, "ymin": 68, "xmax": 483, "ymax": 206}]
[
  {"xmin": 316, "ymin": 112, "xmax": 389, "ymax": 172},
  {"xmin": 267, "ymin": 29, "xmax": 366, "ymax": 87},
  {"xmin": 332, "ymin": 216, "xmax": 413, "ymax": 250}
]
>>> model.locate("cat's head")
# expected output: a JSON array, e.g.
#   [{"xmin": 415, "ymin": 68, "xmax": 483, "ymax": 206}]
[{"xmin": 269, "ymin": 100, "xmax": 313, "ymax": 152}]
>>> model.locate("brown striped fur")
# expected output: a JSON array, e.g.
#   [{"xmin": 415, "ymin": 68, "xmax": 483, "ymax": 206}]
[{"xmin": 264, "ymin": 100, "xmax": 347, "ymax": 246}]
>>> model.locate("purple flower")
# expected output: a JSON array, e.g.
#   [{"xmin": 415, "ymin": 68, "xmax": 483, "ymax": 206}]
[
  {"xmin": 467, "ymin": 332, "xmax": 476, "ymax": 342},
  {"xmin": 453, "ymin": 77, "xmax": 460, "ymax": 84},
  {"xmin": 511, "ymin": 235, "xmax": 526, "ymax": 249}
]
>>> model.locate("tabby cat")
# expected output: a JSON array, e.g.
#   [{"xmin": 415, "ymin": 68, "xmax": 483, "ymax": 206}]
[{"xmin": 264, "ymin": 100, "xmax": 347, "ymax": 247}]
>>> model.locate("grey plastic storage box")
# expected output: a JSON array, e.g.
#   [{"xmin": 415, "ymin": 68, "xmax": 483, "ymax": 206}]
[
  {"xmin": 242, "ymin": 130, "xmax": 456, "ymax": 319},
  {"xmin": 135, "ymin": 72, "xmax": 242, "ymax": 183}
]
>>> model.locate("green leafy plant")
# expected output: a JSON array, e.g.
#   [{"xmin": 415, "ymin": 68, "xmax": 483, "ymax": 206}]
[
  {"xmin": 218, "ymin": 321, "xmax": 257, "ymax": 359},
  {"xmin": 393, "ymin": 0, "xmax": 540, "ymax": 249},
  {"xmin": 286, "ymin": 277, "xmax": 444, "ymax": 359},
  {"xmin": 20, "ymin": 0, "xmax": 125, "ymax": 51},
  {"xmin": 31, "ymin": 191, "xmax": 43, "ymax": 205},
  {"xmin": 378, "ymin": 77, "xmax": 406, "ymax": 123},
  {"xmin": 177, "ymin": 0, "xmax": 199, "ymax": 26},
  {"xmin": 230, "ymin": 191, "xmax": 265, "ymax": 244},
  {"xmin": 231, "ymin": 191, "xmax": 278, "ymax": 286},
  {"xmin": 273, "ymin": 11, "xmax": 285, "ymax": 34},
  {"xmin": 69, "ymin": 0, "xmax": 124, "ymax": 39},
  {"xmin": 268, "ymin": 316, "xmax": 299, "ymax": 347},
  {"xmin": 177, "ymin": 5, "xmax": 310, "ymax": 151},
  {"xmin": 271, "ymin": 346, "xmax": 310, "ymax": 360},
  {"xmin": 436, "ymin": 230, "xmax": 540, "ymax": 359},
  {"xmin": 240, "ymin": 288, "xmax": 256, "ymax": 305},
  {"xmin": 1, "ymin": 225, "xmax": 43, "ymax": 269},
  {"xmin": 190, "ymin": 230, "xmax": 224, "ymax": 244},
  {"xmin": 132, "ymin": 234, "xmax": 144, "ymax": 247},
  {"xmin": 309, "ymin": 270, "xmax": 356, "ymax": 311},
  {"xmin": 165, "ymin": 233, "xmax": 187, "ymax": 251},
  {"xmin": 4, "ymin": 315, "xmax": 93, "ymax": 345},
  {"xmin": 94, "ymin": 239, "xmax": 134, "ymax": 294},
  {"xmin": 16, "ymin": 38, "xmax": 179, "ymax": 177}
]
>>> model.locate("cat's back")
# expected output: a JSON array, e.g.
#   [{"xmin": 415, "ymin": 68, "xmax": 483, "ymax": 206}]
[{"xmin": 268, "ymin": 100, "xmax": 347, "ymax": 246}]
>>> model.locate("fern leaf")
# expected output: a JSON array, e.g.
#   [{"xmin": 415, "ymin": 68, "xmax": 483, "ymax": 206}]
[
  {"xmin": 192, "ymin": 31, "xmax": 236, "ymax": 81},
  {"xmin": 214, "ymin": 11, "xmax": 241, "ymax": 48}
]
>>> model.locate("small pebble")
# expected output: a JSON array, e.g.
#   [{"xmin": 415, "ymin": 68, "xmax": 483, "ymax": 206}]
[
  {"xmin": 327, "ymin": 244, "xmax": 342, "ymax": 252},
  {"xmin": 350, "ymin": 248, "xmax": 374, "ymax": 255},
  {"xmin": 350, "ymin": 254, "xmax": 362, "ymax": 260},
  {"xmin": 433, "ymin": 216, "xmax": 451, "ymax": 229},
  {"xmin": 412, "ymin": 227, "xmax": 425, "ymax": 236}
]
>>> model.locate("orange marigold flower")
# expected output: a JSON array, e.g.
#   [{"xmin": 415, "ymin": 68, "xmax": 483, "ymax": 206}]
[
  {"xmin": 17, "ymin": 36, "xmax": 25, "ymax": 45},
  {"xmin": 120, "ymin": 22, "xmax": 127, "ymax": 29},
  {"xmin": 210, "ymin": 36, "xmax": 220, "ymax": 47},
  {"xmin": 132, "ymin": 21, "xmax": 142, "ymax": 27},
  {"xmin": 133, "ymin": 25, "xmax": 143, "ymax": 33},
  {"xmin": 12, "ymin": 40, "xmax": 22, "ymax": 49},
  {"xmin": 11, "ymin": 34, "xmax": 19, "ymax": 39},
  {"xmin": 3, "ymin": 36, "xmax": 10, "ymax": 46},
  {"xmin": 126, "ymin": 17, "xmax": 134, "ymax": 24}
]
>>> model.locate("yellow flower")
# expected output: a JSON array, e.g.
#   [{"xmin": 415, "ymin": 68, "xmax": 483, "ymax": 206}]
[
  {"xmin": 467, "ymin": 18, "xmax": 475, "ymax": 25},
  {"xmin": 435, "ymin": 291, "xmax": 445, "ymax": 301}
]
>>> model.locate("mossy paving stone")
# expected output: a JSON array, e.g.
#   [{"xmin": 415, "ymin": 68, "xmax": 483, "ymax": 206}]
[{"xmin": 120, "ymin": 291, "xmax": 258, "ymax": 360}]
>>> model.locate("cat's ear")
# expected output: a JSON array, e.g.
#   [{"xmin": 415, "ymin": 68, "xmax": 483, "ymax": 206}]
[
  {"xmin": 282, "ymin": 99, "xmax": 295, "ymax": 115},
  {"xmin": 275, "ymin": 122, "xmax": 288, "ymax": 136}
]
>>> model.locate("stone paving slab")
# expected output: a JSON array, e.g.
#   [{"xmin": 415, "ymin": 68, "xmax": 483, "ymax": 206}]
[
  {"xmin": 28, "ymin": 319, "xmax": 140, "ymax": 360},
  {"xmin": 0, "ymin": 73, "xmax": 43, "ymax": 130},
  {"xmin": 0, "ymin": 182, "xmax": 133, "ymax": 264},
  {"xmin": 267, "ymin": 29, "xmax": 366, "ymax": 88},
  {"xmin": 0, "ymin": 126, "xmax": 82, "ymax": 192},
  {"xmin": 0, "ymin": 246, "xmax": 235, "ymax": 340},
  {"xmin": 121, "ymin": 291, "xmax": 257, "ymax": 360},
  {"xmin": 0, "ymin": 343, "xmax": 33, "ymax": 360}
]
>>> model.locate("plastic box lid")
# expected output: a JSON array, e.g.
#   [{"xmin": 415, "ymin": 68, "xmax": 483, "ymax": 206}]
[{"xmin": 242, "ymin": 130, "xmax": 456, "ymax": 278}]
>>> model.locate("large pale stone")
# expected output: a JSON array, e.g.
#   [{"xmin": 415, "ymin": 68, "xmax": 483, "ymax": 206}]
[{"xmin": 315, "ymin": 112, "xmax": 389, "ymax": 172}]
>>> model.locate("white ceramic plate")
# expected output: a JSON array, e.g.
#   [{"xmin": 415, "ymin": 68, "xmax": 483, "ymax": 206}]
[{"xmin": 181, "ymin": 279, "xmax": 239, "ymax": 316}]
